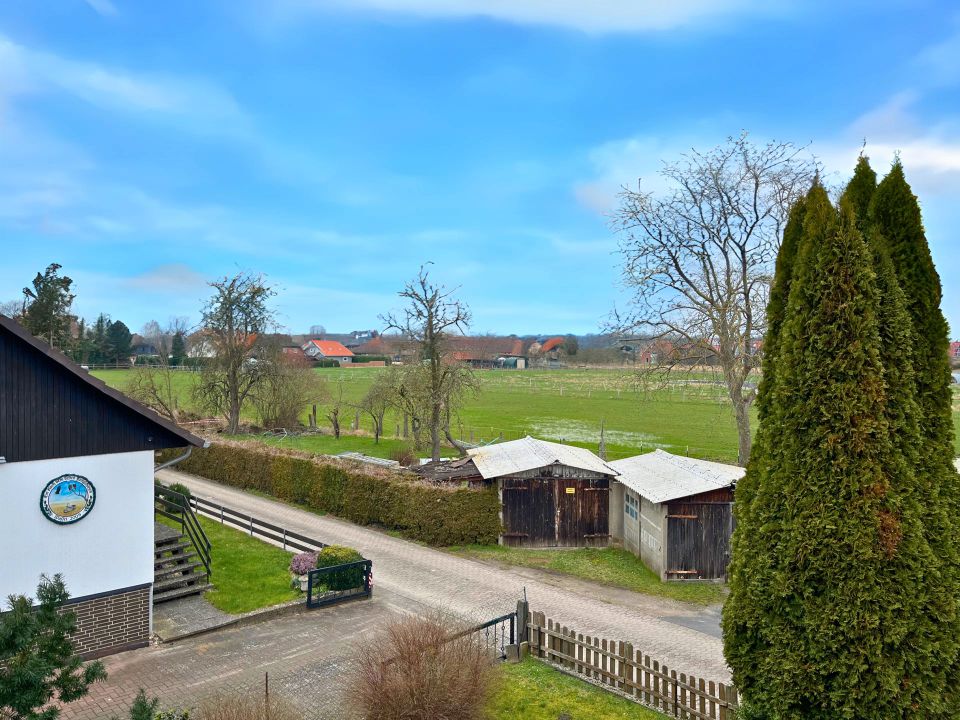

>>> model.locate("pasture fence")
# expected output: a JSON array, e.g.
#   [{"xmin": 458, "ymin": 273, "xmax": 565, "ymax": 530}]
[{"xmin": 525, "ymin": 610, "xmax": 739, "ymax": 719}]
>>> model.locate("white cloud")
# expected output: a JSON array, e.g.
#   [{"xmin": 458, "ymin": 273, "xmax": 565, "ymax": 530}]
[
  {"xmin": 84, "ymin": 0, "xmax": 118, "ymax": 17},
  {"xmin": 573, "ymin": 135, "xmax": 702, "ymax": 214},
  {"xmin": 279, "ymin": 0, "xmax": 789, "ymax": 33},
  {"xmin": 123, "ymin": 264, "xmax": 208, "ymax": 293},
  {"xmin": 0, "ymin": 35, "xmax": 249, "ymax": 133},
  {"xmin": 914, "ymin": 22, "xmax": 960, "ymax": 87},
  {"xmin": 814, "ymin": 93, "xmax": 960, "ymax": 197}
]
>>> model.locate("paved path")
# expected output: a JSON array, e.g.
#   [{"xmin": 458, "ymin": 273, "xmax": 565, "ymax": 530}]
[
  {"xmin": 63, "ymin": 590, "xmax": 419, "ymax": 719},
  {"xmin": 160, "ymin": 468, "xmax": 729, "ymax": 680}
]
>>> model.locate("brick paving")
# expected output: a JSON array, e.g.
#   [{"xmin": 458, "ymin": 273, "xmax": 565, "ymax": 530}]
[
  {"xmin": 162, "ymin": 469, "xmax": 728, "ymax": 678},
  {"xmin": 63, "ymin": 590, "xmax": 420, "ymax": 719}
]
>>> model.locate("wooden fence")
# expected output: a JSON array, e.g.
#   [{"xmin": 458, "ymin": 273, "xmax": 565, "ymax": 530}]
[{"xmin": 526, "ymin": 611, "xmax": 739, "ymax": 719}]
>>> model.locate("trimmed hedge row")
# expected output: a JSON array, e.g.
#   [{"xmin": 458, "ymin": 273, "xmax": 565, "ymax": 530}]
[{"xmin": 174, "ymin": 441, "xmax": 502, "ymax": 546}]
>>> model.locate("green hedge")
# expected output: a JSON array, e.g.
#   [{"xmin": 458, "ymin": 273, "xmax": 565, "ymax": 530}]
[
  {"xmin": 173, "ymin": 441, "xmax": 502, "ymax": 546},
  {"xmin": 315, "ymin": 545, "xmax": 365, "ymax": 590}
]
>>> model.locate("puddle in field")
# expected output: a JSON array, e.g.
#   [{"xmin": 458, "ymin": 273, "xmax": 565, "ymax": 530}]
[{"xmin": 525, "ymin": 419, "xmax": 667, "ymax": 449}]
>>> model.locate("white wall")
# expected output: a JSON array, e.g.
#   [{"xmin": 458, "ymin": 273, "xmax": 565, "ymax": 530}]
[{"xmin": 0, "ymin": 450, "xmax": 154, "ymax": 600}]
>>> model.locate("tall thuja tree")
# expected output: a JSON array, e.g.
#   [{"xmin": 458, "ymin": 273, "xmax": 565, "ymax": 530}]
[
  {"xmin": 725, "ymin": 191, "xmax": 940, "ymax": 718},
  {"xmin": 869, "ymin": 159, "xmax": 960, "ymax": 695},
  {"xmin": 723, "ymin": 184, "xmax": 833, "ymax": 707},
  {"xmin": 843, "ymin": 154, "xmax": 877, "ymax": 227}
]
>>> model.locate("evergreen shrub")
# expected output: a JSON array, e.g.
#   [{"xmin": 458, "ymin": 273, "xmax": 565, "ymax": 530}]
[{"xmin": 167, "ymin": 441, "xmax": 502, "ymax": 546}]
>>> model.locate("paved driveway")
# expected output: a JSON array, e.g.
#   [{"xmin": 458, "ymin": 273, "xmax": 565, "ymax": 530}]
[
  {"xmin": 62, "ymin": 469, "xmax": 728, "ymax": 718},
  {"xmin": 63, "ymin": 590, "xmax": 418, "ymax": 719},
  {"xmin": 160, "ymin": 469, "xmax": 728, "ymax": 679}
]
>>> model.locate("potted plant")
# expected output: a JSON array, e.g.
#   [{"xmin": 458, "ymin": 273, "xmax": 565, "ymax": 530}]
[{"xmin": 289, "ymin": 552, "xmax": 318, "ymax": 592}]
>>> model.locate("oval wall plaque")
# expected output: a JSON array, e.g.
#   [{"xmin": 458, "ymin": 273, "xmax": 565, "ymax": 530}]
[{"xmin": 40, "ymin": 474, "xmax": 96, "ymax": 524}]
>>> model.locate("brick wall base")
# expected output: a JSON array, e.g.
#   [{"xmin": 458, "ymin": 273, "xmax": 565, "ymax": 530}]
[{"xmin": 64, "ymin": 583, "xmax": 151, "ymax": 658}]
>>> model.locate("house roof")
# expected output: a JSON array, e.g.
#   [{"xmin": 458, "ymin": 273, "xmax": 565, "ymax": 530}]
[
  {"xmin": 539, "ymin": 336, "xmax": 565, "ymax": 353},
  {"xmin": 609, "ymin": 449, "xmax": 743, "ymax": 504},
  {"xmin": 467, "ymin": 436, "xmax": 616, "ymax": 479},
  {"xmin": 449, "ymin": 336, "xmax": 527, "ymax": 362},
  {"xmin": 0, "ymin": 314, "xmax": 206, "ymax": 462},
  {"xmin": 307, "ymin": 339, "xmax": 354, "ymax": 357}
]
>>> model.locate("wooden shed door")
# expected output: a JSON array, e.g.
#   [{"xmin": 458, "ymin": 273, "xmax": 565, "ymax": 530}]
[
  {"xmin": 556, "ymin": 478, "xmax": 610, "ymax": 548},
  {"xmin": 666, "ymin": 502, "xmax": 734, "ymax": 579},
  {"xmin": 501, "ymin": 478, "xmax": 555, "ymax": 547}
]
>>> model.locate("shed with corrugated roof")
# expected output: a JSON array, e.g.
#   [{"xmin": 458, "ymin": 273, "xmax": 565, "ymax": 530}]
[
  {"xmin": 414, "ymin": 436, "xmax": 618, "ymax": 548},
  {"xmin": 609, "ymin": 450, "xmax": 743, "ymax": 581}
]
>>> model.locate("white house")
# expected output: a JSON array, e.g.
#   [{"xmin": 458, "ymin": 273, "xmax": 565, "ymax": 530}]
[
  {"xmin": 0, "ymin": 314, "xmax": 206, "ymax": 657},
  {"xmin": 301, "ymin": 339, "xmax": 354, "ymax": 364}
]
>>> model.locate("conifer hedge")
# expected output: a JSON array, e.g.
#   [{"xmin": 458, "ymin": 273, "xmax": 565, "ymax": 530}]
[
  {"xmin": 723, "ymin": 164, "xmax": 960, "ymax": 718},
  {"xmin": 173, "ymin": 441, "xmax": 502, "ymax": 546}
]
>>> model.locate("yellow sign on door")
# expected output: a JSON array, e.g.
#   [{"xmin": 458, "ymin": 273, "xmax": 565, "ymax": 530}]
[{"xmin": 565, "ymin": 487, "xmax": 576, "ymax": 494}]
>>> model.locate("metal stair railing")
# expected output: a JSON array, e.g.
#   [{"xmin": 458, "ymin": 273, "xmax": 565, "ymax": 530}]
[{"xmin": 154, "ymin": 484, "xmax": 212, "ymax": 577}]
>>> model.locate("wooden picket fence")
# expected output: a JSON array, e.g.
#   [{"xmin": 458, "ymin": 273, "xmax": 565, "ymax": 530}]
[{"xmin": 526, "ymin": 611, "xmax": 739, "ymax": 719}]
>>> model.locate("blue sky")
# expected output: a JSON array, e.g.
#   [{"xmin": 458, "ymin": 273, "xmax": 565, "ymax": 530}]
[{"xmin": 1, "ymin": 0, "xmax": 959, "ymax": 336}]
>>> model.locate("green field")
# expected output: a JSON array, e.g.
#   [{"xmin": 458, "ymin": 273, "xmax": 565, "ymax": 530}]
[{"xmin": 94, "ymin": 366, "xmax": 960, "ymax": 463}]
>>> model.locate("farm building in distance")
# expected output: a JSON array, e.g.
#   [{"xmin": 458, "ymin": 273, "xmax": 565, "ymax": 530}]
[
  {"xmin": 0, "ymin": 314, "xmax": 206, "ymax": 657},
  {"xmin": 301, "ymin": 339, "xmax": 354, "ymax": 364},
  {"xmin": 415, "ymin": 436, "xmax": 617, "ymax": 547},
  {"xmin": 609, "ymin": 450, "xmax": 742, "ymax": 581}
]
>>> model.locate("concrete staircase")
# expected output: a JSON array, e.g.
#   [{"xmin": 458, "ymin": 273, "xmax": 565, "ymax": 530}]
[{"xmin": 153, "ymin": 523, "xmax": 212, "ymax": 603}]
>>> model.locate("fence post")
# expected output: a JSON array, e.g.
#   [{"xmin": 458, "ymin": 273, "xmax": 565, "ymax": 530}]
[
  {"xmin": 516, "ymin": 599, "xmax": 529, "ymax": 643},
  {"xmin": 619, "ymin": 641, "xmax": 631, "ymax": 694},
  {"xmin": 282, "ymin": 528, "xmax": 287, "ymax": 551}
]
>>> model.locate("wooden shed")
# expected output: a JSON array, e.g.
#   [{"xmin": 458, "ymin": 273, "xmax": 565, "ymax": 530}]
[
  {"xmin": 414, "ymin": 436, "xmax": 617, "ymax": 548},
  {"xmin": 609, "ymin": 450, "xmax": 743, "ymax": 581}
]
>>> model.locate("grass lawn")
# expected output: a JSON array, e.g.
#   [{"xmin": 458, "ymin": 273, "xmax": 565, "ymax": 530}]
[
  {"xmin": 195, "ymin": 515, "xmax": 300, "ymax": 614},
  {"xmin": 489, "ymin": 659, "xmax": 666, "ymax": 720},
  {"xmin": 448, "ymin": 545, "xmax": 725, "ymax": 606},
  {"xmin": 92, "ymin": 367, "xmax": 960, "ymax": 462}
]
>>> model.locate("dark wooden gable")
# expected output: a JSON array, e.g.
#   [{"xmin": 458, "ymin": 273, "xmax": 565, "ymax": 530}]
[{"xmin": 0, "ymin": 315, "xmax": 204, "ymax": 463}]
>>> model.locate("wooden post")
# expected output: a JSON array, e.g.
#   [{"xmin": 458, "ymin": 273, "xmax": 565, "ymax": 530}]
[
  {"xmin": 653, "ymin": 659, "xmax": 661, "ymax": 709},
  {"xmin": 576, "ymin": 632, "xmax": 584, "ymax": 674},
  {"xmin": 671, "ymin": 669, "xmax": 678, "ymax": 716},
  {"xmin": 680, "ymin": 673, "xmax": 688, "ymax": 719},
  {"xmin": 644, "ymin": 654, "xmax": 652, "ymax": 705},
  {"xmin": 601, "ymin": 639, "xmax": 608, "ymax": 685},
  {"xmin": 699, "ymin": 677, "xmax": 706, "ymax": 718},
  {"xmin": 621, "ymin": 642, "xmax": 633, "ymax": 696},
  {"xmin": 709, "ymin": 680, "xmax": 716, "ymax": 719},
  {"xmin": 516, "ymin": 599, "xmax": 529, "ymax": 644}
]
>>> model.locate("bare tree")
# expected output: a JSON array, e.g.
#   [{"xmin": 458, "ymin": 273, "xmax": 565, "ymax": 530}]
[
  {"xmin": 614, "ymin": 133, "xmax": 816, "ymax": 465},
  {"xmin": 125, "ymin": 318, "xmax": 194, "ymax": 422},
  {"xmin": 0, "ymin": 299, "xmax": 22, "ymax": 317},
  {"xmin": 325, "ymin": 378, "xmax": 346, "ymax": 439},
  {"xmin": 193, "ymin": 272, "xmax": 276, "ymax": 434},
  {"xmin": 251, "ymin": 345, "xmax": 328, "ymax": 430},
  {"xmin": 382, "ymin": 265, "xmax": 473, "ymax": 462},
  {"xmin": 356, "ymin": 372, "xmax": 392, "ymax": 443},
  {"xmin": 382, "ymin": 364, "xmax": 429, "ymax": 449}
]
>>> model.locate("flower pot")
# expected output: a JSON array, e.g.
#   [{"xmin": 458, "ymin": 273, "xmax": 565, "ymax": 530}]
[{"xmin": 299, "ymin": 575, "xmax": 309, "ymax": 592}]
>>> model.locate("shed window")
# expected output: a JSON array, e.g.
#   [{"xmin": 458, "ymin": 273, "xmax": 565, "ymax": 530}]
[{"xmin": 625, "ymin": 494, "xmax": 639, "ymax": 520}]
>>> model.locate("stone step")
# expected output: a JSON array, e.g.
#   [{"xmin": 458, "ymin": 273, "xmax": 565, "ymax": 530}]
[
  {"xmin": 154, "ymin": 571, "xmax": 209, "ymax": 595},
  {"xmin": 154, "ymin": 561, "xmax": 206, "ymax": 581},
  {"xmin": 154, "ymin": 551, "xmax": 200, "ymax": 570},
  {"xmin": 153, "ymin": 583, "xmax": 213, "ymax": 604},
  {"xmin": 154, "ymin": 540, "xmax": 193, "ymax": 556}
]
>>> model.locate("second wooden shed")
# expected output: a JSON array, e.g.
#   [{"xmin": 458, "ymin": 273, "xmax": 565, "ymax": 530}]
[{"xmin": 609, "ymin": 450, "xmax": 743, "ymax": 581}]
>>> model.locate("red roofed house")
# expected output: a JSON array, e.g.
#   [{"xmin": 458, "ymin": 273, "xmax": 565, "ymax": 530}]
[
  {"xmin": 301, "ymin": 339, "xmax": 354, "ymax": 364},
  {"xmin": 950, "ymin": 341, "xmax": 960, "ymax": 360}
]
